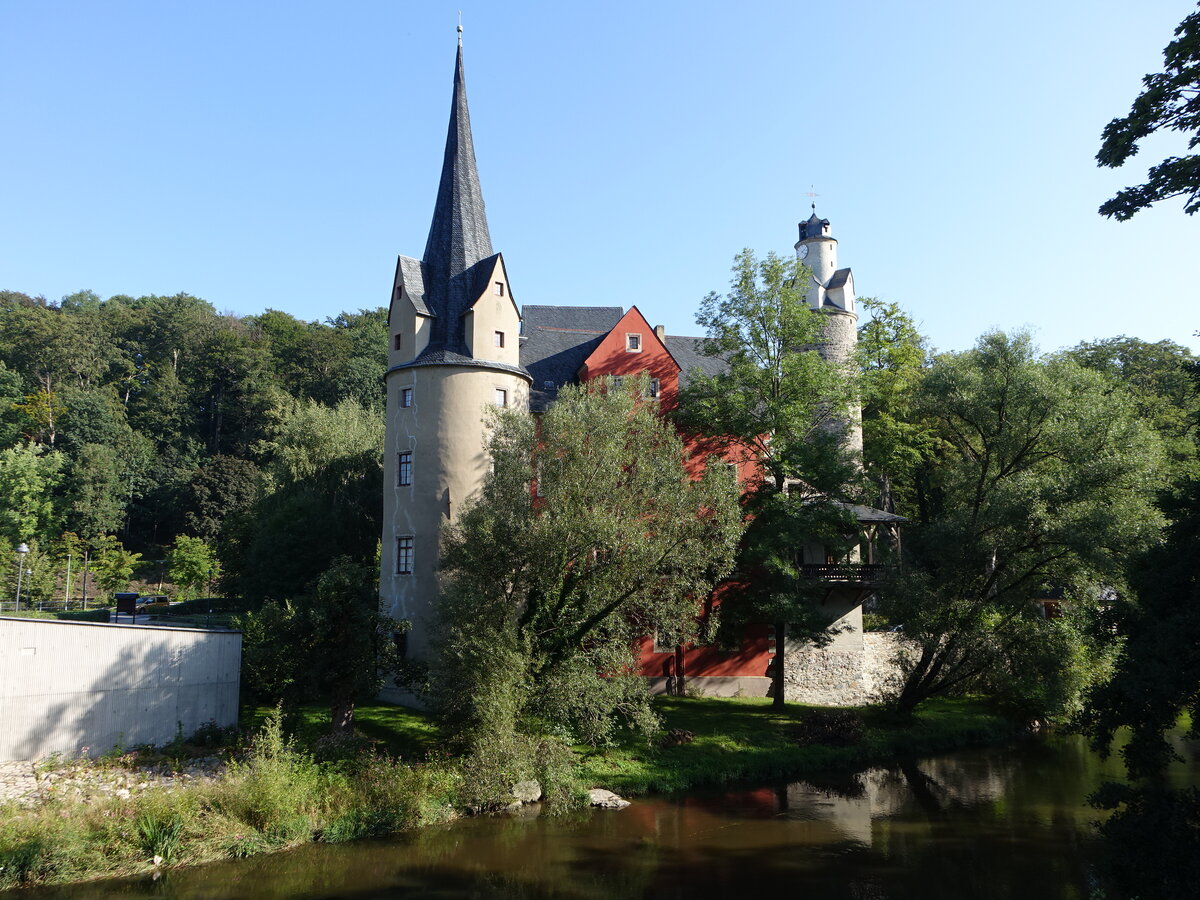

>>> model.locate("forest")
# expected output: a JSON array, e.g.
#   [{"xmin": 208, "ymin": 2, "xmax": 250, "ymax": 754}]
[{"xmin": 0, "ymin": 288, "xmax": 387, "ymax": 606}]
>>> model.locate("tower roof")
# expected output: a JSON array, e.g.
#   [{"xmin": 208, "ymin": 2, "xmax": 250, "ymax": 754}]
[
  {"xmin": 423, "ymin": 42, "xmax": 493, "ymax": 282},
  {"xmin": 798, "ymin": 210, "xmax": 832, "ymax": 241}
]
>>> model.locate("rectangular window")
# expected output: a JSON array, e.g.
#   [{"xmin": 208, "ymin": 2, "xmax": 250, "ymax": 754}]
[
  {"xmin": 393, "ymin": 333, "xmax": 402, "ymax": 351},
  {"xmin": 396, "ymin": 536, "xmax": 414, "ymax": 575},
  {"xmin": 398, "ymin": 451, "xmax": 412, "ymax": 486},
  {"xmin": 543, "ymin": 380, "xmax": 555, "ymax": 390},
  {"xmin": 626, "ymin": 333, "xmax": 642, "ymax": 352},
  {"xmin": 400, "ymin": 387, "xmax": 413, "ymax": 408},
  {"xmin": 649, "ymin": 377, "xmax": 661, "ymax": 398},
  {"xmin": 494, "ymin": 330, "xmax": 505, "ymax": 348},
  {"xmin": 495, "ymin": 388, "xmax": 508, "ymax": 407},
  {"xmin": 494, "ymin": 281, "xmax": 505, "ymax": 296}
]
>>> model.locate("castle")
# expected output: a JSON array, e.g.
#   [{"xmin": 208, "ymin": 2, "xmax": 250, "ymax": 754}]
[{"xmin": 381, "ymin": 38, "xmax": 901, "ymax": 705}]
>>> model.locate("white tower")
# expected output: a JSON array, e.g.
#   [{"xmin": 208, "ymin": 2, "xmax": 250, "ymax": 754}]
[{"xmin": 795, "ymin": 209, "xmax": 862, "ymax": 456}]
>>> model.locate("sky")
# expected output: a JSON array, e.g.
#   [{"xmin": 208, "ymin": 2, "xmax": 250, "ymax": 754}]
[{"xmin": 2, "ymin": 0, "xmax": 1197, "ymax": 355}]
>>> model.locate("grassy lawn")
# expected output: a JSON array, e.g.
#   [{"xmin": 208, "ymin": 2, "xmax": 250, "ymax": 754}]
[
  {"xmin": 249, "ymin": 695, "xmax": 1013, "ymax": 797},
  {"xmin": 580, "ymin": 695, "xmax": 1015, "ymax": 795}
]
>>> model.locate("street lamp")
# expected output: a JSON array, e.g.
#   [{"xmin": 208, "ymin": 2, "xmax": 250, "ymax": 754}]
[{"xmin": 14, "ymin": 543, "xmax": 29, "ymax": 612}]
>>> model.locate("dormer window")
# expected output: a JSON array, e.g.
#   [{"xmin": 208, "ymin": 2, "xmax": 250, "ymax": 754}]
[
  {"xmin": 494, "ymin": 331, "xmax": 505, "ymax": 348},
  {"xmin": 626, "ymin": 333, "xmax": 642, "ymax": 352},
  {"xmin": 494, "ymin": 282, "xmax": 505, "ymax": 296},
  {"xmin": 393, "ymin": 334, "xmax": 403, "ymax": 351}
]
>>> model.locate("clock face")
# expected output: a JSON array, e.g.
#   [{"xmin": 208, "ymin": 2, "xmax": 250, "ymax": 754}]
[{"xmin": 798, "ymin": 244, "xmax": 809, "ymax": 260}]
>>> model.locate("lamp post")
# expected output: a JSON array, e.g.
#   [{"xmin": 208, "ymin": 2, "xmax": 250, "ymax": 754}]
[{"xmin": 14, "ymin": 543, "xmax": 29, "ymax": 612}]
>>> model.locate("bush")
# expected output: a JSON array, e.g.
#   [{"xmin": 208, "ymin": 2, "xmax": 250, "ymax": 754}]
[
  {"xmin": 55, "ymin": 609, "xmax": 111, "ymax": 623},
  {"xmin": 791, "ymin": 710, "xmax": 866, "ymax": 747}
]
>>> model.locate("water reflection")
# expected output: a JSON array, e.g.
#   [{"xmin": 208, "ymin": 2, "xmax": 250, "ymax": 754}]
[{"xmin": 15, "ymin": 734, "xmax": 1198, "ymax": 900}]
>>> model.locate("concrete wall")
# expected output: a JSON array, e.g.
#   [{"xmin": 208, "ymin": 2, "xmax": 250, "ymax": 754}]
[{"xmin": 0, "ymin": 617, "xmax": 241, "ymax": 761}]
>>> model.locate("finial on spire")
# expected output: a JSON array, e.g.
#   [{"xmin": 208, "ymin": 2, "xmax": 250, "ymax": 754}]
[
  {"xmin": 804, "ymin": 187, "xmax": 819, "ymax": 215},
  {"xmin": 457, "ymin": 11, "xmax": 463, "ymax": 44}
]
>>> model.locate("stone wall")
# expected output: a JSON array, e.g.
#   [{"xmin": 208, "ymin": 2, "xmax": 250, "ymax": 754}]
[{"xmin": 783, "ymin": 631, "xmax": 910, "ymax": 706}]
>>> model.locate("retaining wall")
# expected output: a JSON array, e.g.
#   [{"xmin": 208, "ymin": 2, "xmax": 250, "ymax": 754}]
[{"xmin": 0, "ymin": 617, "xmax": 241, "ymax": 761}]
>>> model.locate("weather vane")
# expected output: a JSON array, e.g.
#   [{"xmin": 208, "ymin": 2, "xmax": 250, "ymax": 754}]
[
  {"xmin": 457, "ymin": 10, "xmax": 463, "ymax": 43},
  {"xmin": 803, "ymin": 186, "xmax": 820, "ymax": 213}
]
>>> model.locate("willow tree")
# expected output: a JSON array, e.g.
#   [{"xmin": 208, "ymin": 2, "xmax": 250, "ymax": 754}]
[
  {"xmin": 884, "ymin": 332, "xmax": 1164, "ymax": 716},
  {"xmin": 432, "ymin": 376, "xmax": 743, "ymax": 750}
]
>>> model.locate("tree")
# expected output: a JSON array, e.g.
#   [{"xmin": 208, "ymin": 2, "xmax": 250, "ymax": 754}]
[
  {"xmin": 167, "ymin": 535, "xmax": 221, "ymax": 601},
  {"xmin": 91, "ymin": 536, "xmax": 142, "ymax": 596},
  {"xmin": 882, "ymin": 332, "xmax": 1164, "ymax": 716},
  {"xmin": 1097, "ymin": 3, "xmax": 1200, "ymax": 219},
  {"xmin": 675, "ymin": 249, "xmax": 855, "ymax": 706},
  {"xmin": 0, "ymin": 442, "xmax": 64, "ymax": 544},
  {"xmin": 856, "ymin": 298, "xmax": 935, "ymax": 514},
  {"xmin": 237, "ymin": 557, "xmax": 399, "ymax": 733},
  {"xmin": 676, "ymin": 250, "xmax": 852, "ymax": 492},
  {"xmin": 433, "ymin": 377, "xmax": 743, "ymax": 749}
]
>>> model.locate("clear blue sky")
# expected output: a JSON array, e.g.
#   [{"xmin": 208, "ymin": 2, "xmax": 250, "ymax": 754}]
[{"xmin": 3, "ymin": 0, "xmax": 1197, "ymax": 354}]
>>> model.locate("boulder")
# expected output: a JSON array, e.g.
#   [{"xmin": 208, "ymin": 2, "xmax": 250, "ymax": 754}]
[
  {"xmin": 588, "ymin": 788, "xmax": 630, "ymax": 809},
  {"xmin": 512, "ymin": 779, "xmax": 543, "ymax": 803}
]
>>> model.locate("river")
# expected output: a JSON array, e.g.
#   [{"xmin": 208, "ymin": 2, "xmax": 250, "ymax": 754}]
[{"xmin": 18, "ymin": 731, "xmax": 1200, "ymax": 899}]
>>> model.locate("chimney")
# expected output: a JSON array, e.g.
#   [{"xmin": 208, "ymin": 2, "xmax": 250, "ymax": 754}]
[{"xmin": 655, "ymin": 325, "xmax": 665, "ymax": 340}]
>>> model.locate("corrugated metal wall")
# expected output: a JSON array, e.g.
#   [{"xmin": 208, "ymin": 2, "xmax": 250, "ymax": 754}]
[{"xmin": 0, "ymin": 617, "xmax": 241, "ymax": 761}]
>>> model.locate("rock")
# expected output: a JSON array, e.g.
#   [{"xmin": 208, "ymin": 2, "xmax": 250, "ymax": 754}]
[
  {"xmin": 512, "ymin": 779, "xmax": 542, "ymax": 803},
  {"xmin": 587, "ymin": 788, "xmax": 630, "ymax": 809},
  {"xmin": 152, "ymin": 855, "xmax": 164, "ymax": 867}
]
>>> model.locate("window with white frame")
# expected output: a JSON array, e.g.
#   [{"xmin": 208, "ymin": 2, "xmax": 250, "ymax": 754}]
[
  {"xmin": 494, "ymin": 387, "xmax": 508, "ymax": 407},
  {"xmin": 396, "ymin": 536, "xmax": 414, "ymax": 575},
  {"xmin": 626, "ymin": 333, "xmax": 642, "ymax": 352},
  {"xmin": 494, "ymin": 281, "xmax": 505, "ymax": 296},
  {"xmin": 398, "ymin": 451, "xmax": 412, "ymax": 486},
  {"xmin": 649, "ymin": 377, "xmax": 661, "ymax": 398},
  {"xmin": 400, "ymin": 387, "xmax": 413, "ymax": 408},
  {"xmin": 494, "ymin": 330, "xmax": 505, "ymax": 348}
]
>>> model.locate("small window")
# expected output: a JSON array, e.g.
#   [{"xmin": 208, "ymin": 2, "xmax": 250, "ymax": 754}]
[
  {"xmin": 495, "ymin": 388, "xmax": 508, "ymax": 408},
  {"xmin": 396, "ymin": 537, "xmax": 414, "ymax": 575},
  {"xmin": 400, "ymin": 387, "xmax": 413, "ymax": 408},
  {"xmin": 494, "ymin": 331, "xmax": 505, "ymax": 348},
  {"xmin": 626, "ymin": 333, "xmax": 642, "ymax": 352},
  {"xmin": 543, "ymin": 380, "xmax": 555, "ymax": 391},
  {"xmin": 393, "ymin": 333, "xmax": 402, "ymax": 351},
  {"xmin": 649, "ymin": 377, "xmax": 661, "ymax": 398},
  {"xmin": 398, "ymin": 451, "xmax": 412, "ymax": 486},
  {"xmin": 494, "ymin": 281, "xmax": 505, "ymax": 296}
]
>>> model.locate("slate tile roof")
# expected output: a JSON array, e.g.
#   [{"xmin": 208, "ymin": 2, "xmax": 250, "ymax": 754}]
[{"xmin": 519, "ymin": 305, "xmax": 624, "ymax": 411}]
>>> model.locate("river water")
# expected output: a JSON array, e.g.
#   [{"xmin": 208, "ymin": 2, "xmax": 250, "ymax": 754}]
[{"xmin": 20, "ymin": 732, "xmax": 1200, "ymax": 899}]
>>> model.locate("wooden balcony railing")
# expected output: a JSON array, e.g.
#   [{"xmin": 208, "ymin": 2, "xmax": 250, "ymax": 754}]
[{"xmin": 799, "ymin": 564, "xmax": 895, "ymax": 584}]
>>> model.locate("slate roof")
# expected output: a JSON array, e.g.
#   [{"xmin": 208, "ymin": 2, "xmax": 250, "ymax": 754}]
[
  {"xmin": 396, "ymin": 256, "xmax": 433, "ymax": 317},
  {"xmin": 836, "ymin": 502, "xmax": 907, "ymax": 524},
  {"xmin": 519, "ymin": 305, "xmax": 624, "ymax": 411},
  {"xmin": 827, "ymin": 268, "xmax": 852, "ymax": 290},
  {"xmin": 416, "ymin": 42, "xmax": 495, "ymax": 358},
  {"xmin": 663, "ymin": 335, "xmax": 729, "ymax": 386}
]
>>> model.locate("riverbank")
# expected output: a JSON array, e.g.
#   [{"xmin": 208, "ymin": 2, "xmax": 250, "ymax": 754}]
[{"xmin": 0, "ymin": 696, "xmax": 1016, "ymax": 891}]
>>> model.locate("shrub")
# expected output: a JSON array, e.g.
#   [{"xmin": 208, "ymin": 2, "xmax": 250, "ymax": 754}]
[{"xmin": 792, "ymin": 710, "xmax": 866, "ymax": 747}]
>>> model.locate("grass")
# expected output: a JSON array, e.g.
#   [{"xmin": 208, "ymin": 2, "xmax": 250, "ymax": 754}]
[
  {"xmin": 579, "ymin": 695, "xmax": 1016, "ymax": 795},
  {"xmin": 242, "ymin": 703, "xmax": 442, "ymax": 759}
]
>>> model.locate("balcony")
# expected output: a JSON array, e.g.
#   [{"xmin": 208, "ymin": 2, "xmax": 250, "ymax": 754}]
[{"xmin": 799, "ymin": 564, "xmax": 895, "ymax": 585}]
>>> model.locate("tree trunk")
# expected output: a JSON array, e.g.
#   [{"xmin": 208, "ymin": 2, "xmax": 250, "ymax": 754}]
[
  {"xmin": 772, "ymin": 621, "xmax": 787, "ymax": 707},
  {"xmin": 330, "ymin": 693, "xmax": 355, "ymax": 734}
]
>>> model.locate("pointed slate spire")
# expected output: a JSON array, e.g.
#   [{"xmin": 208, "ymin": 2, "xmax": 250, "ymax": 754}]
[{"xmin": 422, "ymin": 40, "xmax": 493, "ymax": 285}]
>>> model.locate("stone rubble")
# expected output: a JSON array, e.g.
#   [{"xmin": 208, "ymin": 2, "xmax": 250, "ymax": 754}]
[{"xmin": 0, "ymin": 757, "xmax": 226, "ymax": 807}]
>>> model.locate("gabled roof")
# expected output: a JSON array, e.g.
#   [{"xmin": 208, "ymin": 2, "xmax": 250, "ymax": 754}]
[
  {"xmin": 827, "ymin": 268, "xmax": 852, "ymax": 290},
  {"xmin": 396, "ymin": 256, "xmax": 434, "ymax": 317},
  {"xmin": 663, "ymin": 335, "xmax": 729, "ymax": 386},
  {"xmin": 519, "ymin": 305, "xmax": 624, "ymax": 411}
]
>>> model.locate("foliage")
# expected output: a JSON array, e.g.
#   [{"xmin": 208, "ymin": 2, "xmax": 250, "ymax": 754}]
[
  {"xmin": 432, "ymin": 377, "xmax": 743, "ymax": 750},
  {"xmin": 90, "ymin": 535, "xmax": 143, "ymax": 596},
  {"xmin": 237, "ymin": 558, "xmax": 400, "ymax": 734},
  {"xmin": 856, "ymin": 297, "xmax": 935, "ymax": 512},
  {"xmin": 1090, "ymin": 784, "xmax": 1200, "ymax": 900},
  {"xmin": 167, "ymin": 535, "xmax": 221, "ymax": 601},
  {"xmin": 675, "ymin": 249, "xmax": 853, "ymax": 492},
  {"xmin": 881, "ymin": 332, "xmax": 1163, "ymax": 716},
  {"xmin": 0, "ymin": 442, "xmax": 63, "ymax": 544},
  {"xmin": 1097, "ymin": 3, "xmax": 1200, "ymax": 219}
]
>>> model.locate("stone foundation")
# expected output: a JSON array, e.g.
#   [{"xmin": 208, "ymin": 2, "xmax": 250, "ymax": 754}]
[{"xmin": 783, "ymin": 632, "xmax": 910, "ymax": 706}]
